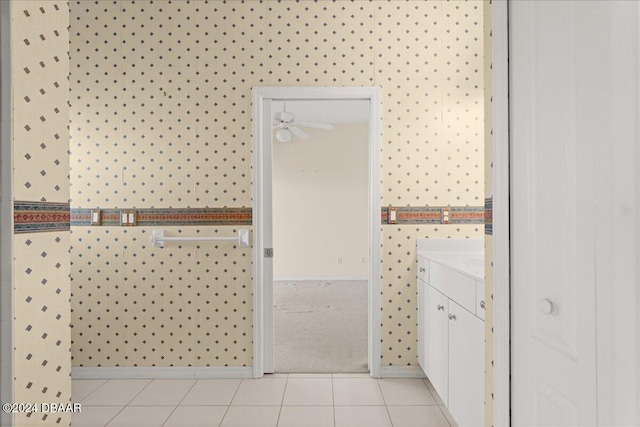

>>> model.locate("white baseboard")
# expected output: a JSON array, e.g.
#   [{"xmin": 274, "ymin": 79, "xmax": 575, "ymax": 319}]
[
  {"xmin": 378, "ymin": 366, "xmax": 426, "ymax": 379},
  {"xmin": 72, "ymin": 366, "xmax": 253, "ymax": 380},
  {"xmin": 273, "ymin": 276, "xmax": 368, "ymax": 282}
]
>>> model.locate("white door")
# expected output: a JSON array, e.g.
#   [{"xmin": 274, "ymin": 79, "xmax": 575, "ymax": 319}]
[{"xmin": 511, "ymin": 1, "xmax": 599, "ymax": 425}]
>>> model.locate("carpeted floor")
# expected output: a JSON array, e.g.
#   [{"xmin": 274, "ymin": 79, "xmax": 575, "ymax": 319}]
[{"xmin": 273, "ymin": 280, "xmax": 368, "ymax": 373}]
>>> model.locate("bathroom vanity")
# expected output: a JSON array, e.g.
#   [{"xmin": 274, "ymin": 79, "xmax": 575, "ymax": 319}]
[{"xmin": 417, "ymin": 239, "xmax": 485, "ymax": 427}]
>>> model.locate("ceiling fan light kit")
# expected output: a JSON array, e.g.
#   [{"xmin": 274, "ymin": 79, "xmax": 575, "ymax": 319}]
[{"xmin": 275, "ymin": 128, "xmax": 292, "ymax": 142}]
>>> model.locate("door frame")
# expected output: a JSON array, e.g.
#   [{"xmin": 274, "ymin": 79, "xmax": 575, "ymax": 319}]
[
  {"xmin": 492, "ymin": 1, "xmax": 510, "ymax": 426},
  {"xmin": 251, "ymin": 86, "xmax": 382, "ymax": 378}
]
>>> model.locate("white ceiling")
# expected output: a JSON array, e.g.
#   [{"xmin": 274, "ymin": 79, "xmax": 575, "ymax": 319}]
[{"xmin": 271, "ymin": 99, "xmax": 369, "ymax": 124}]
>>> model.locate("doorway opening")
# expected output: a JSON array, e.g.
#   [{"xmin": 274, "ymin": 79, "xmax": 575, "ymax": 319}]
[
  {"xmin": 252, "ymin": 87, "xmax": 382, "ymax": 378},
  {"xmin": 271, "ymin": 99, "xmax": 369, "ymax": 373}
]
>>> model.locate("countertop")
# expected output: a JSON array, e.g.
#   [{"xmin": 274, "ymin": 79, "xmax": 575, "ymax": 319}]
[
  {"xmin": 416, "ymin": 238, "xmax": 484, "ymax": 281},
  {"xmin": 418, "ymin": 250, "xmax": 484, "ymax": 281}
]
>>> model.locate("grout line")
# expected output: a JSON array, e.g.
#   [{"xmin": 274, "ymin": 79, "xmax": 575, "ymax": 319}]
[
  {"xmin": 331, "ymin": 374, "xmax": 336, "ymax": 427},
  {"xmin": 275, "ymin": 375, "xmax": 289, "ymax": 426},
  {"xmin": 160, "ymin": 378, "xmax": 199, "ymax": 427},
  {"xmin": 436, "ymin": 404, "xmax": 454, "ymax": 427},
  {"xmin": 74, "ymin": 378, "xmax": 109, "ymax": 404},
  {"xmin": 375, "ymin": 378, "xmax": 394, "ymax": 427},
  {"xmin": 99, "ymin": 379, "xmax": 153, "ymax": 427},
  {"xmin": 102, "ymin": 406, "xmax": 127, "ymax": 427},
  {"xmin": 218, "ymin": 378, "xmax": 244, "ymax": 427},
  {"xmin": 424, "ymin": 376, "xmax": 453, "ymax": 427},
  {"xmin": 100, "ymin": 379, "xmax": 153, "ymax": 427},
  {"xmin": 124, "ymin": 378, "xmax": 155, "ymax": 406},
  {"xmin": 102, "ymin": 378, "xmax": 154, "ymax": 427},
  {"xmin": 422, "ymin": 377, "xmax": 440, "ymax": 405}
]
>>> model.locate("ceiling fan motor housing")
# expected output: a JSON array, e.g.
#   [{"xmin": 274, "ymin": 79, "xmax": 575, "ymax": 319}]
[{"xmin": 274, "ymin": 111, "xmax": 295, "ymax": 123}]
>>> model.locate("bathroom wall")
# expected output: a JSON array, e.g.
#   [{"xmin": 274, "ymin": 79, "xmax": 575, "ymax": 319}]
[
  {"xmin": 11, "ymin": 1, "xmax": 71, "ymax": 425},
  {"xmin": 273, "ymin": 124, "xmax": 368, "ymax": 280},
  {"xmin": 69, "ymin": 0, "xmax": 485, "ymax": 368}
]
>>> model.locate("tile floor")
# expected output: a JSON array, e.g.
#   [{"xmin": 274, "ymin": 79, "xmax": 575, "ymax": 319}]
[{"xmin": 72, "ymin": 374, "xmax": 458, "ymax": 427}]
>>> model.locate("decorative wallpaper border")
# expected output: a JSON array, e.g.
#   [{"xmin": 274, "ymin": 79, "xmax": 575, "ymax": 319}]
[
  {"xmin": 484, "ymin": 198, "xmax": 493, "ymax": 235},
  {"xmin": 381, "ymin": 206, "xmax": 485, "ymax": 225},
  {"xmin": 71, "ymin": 207, "xmax": 253, "ymax": 226},
  {"xmin": 70, "ymin": 206, "xmax": 485, "ymax": 227},
  {"xmin": 14, "ymin": 201, "xmax": 71, "ymax": 233}
]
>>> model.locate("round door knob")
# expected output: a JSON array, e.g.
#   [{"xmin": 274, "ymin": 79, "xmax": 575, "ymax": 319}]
[
  {"xmin": 436, "ymin": 304, "xmax": 444, "ymax": 311},
  {"xmin": 448, "ymin": 314, "xmax": 456, "ymax": 321},
  {"xmin": 419, "ymin": 267, "xmax": 425, "ymax": 272},
  {"xmin": 538, "ymin": 298, "xmax": 554, "ymax": 315},
  {"xmin": 480, "ymin": 301, "xmax": 485, "ymax": 310}
]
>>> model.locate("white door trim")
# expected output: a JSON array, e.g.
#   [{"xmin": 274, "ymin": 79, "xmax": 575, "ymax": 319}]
[
  {"xmin": 251, "ymin": 86, "xmax": 382, "ymax": 379},
  {"xmin": 492, "ymin": 1, "xmax": 510, "ymax": 426}
]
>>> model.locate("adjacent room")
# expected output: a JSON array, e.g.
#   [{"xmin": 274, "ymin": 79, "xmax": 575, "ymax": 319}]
[{"xmin": 271, "ymin": 99, "xmax": 369, "ymax": 374}]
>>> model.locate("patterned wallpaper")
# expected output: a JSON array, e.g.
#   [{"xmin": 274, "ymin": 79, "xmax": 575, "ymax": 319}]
[
  {"xmin": 71, "ymin": 226, "xmax": 252, "ymax": 367},
  {"xmin": 69, "ymin": 0, "xmax": 485, "ymax": 369},
  {"xmin": 14, "ymin": 233, "xmax": 71, "ymax": 427},
  {"xmin": 11, "ymin": 1, "xmax": 71, "ymax": 426},
  {"xmin": 13, "ymin": 2, "xmax": 70, "ymax": 203}
]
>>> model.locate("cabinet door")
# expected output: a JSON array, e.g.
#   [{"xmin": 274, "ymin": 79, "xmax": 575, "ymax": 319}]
[
  {"xmin": 448, "ymin": 300, "xmax": 484, "ymax": 427},
  {"xmin": 422, "ymin": 284, "xmax": 449, "ymax": 406}
]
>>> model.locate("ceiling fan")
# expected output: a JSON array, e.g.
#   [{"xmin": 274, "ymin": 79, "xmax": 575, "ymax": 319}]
[{"xmin": 273, "ymin": 105, "xmax": 333, "ymax": 142}]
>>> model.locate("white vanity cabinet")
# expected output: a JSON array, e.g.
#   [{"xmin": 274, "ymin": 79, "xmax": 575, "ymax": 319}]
[
  {"xmin": 420, "ymin": 283, "xmax": 449, "ymax": 405},
  {"xmin": 447, "ymin": 299, "xmax": 485, "ymax": 427},
  {"xmin": 417, "ymin": 242, "xmax": 485, "ymax": 427}
]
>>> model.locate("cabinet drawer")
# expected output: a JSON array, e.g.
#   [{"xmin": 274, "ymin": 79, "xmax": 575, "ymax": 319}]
[
  {"xmin": 418, "ymin": 256, "xmax": 429, "ymax": 283},
  {"xmin": 429, "ymin": 262, "xmax": 476, "ymax": 313},
  {"xmin": 476, "ymin": 280, "xmax": 486, "ymax": 320}
]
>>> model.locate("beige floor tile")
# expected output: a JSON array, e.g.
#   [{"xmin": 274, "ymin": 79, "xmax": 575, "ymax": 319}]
[
  {"xmin": 268, "ymin": 373, "xmax": 290, "ymax": 378},
  {"xmin": 387, "ymin": 405, "xmax": 451, "ymax": 427},
  {"xmin": 332, "ymin": 373, "xmax": 370, "ymax": 378},
  {"xmin": 277, "ymin": 406, "xmax": 334, "ymax": 427},
  {"xmin": 282, "ymin": 378, "xmax": 333, "ymax": 406},
  {"xmin": 334, "ymin": 406, "xmax": 391, "ymax": 427},
  {"xmin": 105, "ymin": 406, "xmax": 175, "ymax": 427},
  {"xmin": 231, "ymin": 378, "xmax": 288, "ymax": 406},
  {"xmin": 180, "ymin": 379, "xmax": 242, "ymax": 405},
  {"xmin": 378, "ymin": 379, "xmax": 437, "ymax": 406},
  {"xmin": 81, "ymin": 380, "xmax": 151, "ymax": 406},
  {"xmin": 71, "ymin": 405, "xmax": 122, "ymax": 427},
  {"xmin": 72, "ymin": 380, "xmax": 108, "ymax": 403},
  {"xmin": 288, "ymin": 374, "xmax": 332, "ymax": 378},
  {"xmin": 423, "ymin": 378, "xmax": 445, "ymax": 406},
  {"xmin": 129, "ymin": 379, "xmax": 195, "ymax": 406},
  {"xmin": 332, "ymin": 378, "xmax": 385, "ymax": 406},
  {"xmin": 440, "ymin": 405, "xmax": 458, "ymax": 427},
  {"xmin": 163, "ymin": 405, "xmax": 228, "ymax": 427},
  {"xmin": 220, "ymin": 406, "xmax": 280, "ymax": 427}
]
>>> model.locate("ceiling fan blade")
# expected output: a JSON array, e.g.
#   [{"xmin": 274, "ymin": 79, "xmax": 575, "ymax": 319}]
[
  {"xmin": 289, "ymin": 126, "xmax": 310, "ymax": 140},
  {"xmin": 294, "ymin": 121, "xmax": 333, "ymax": 130}
]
